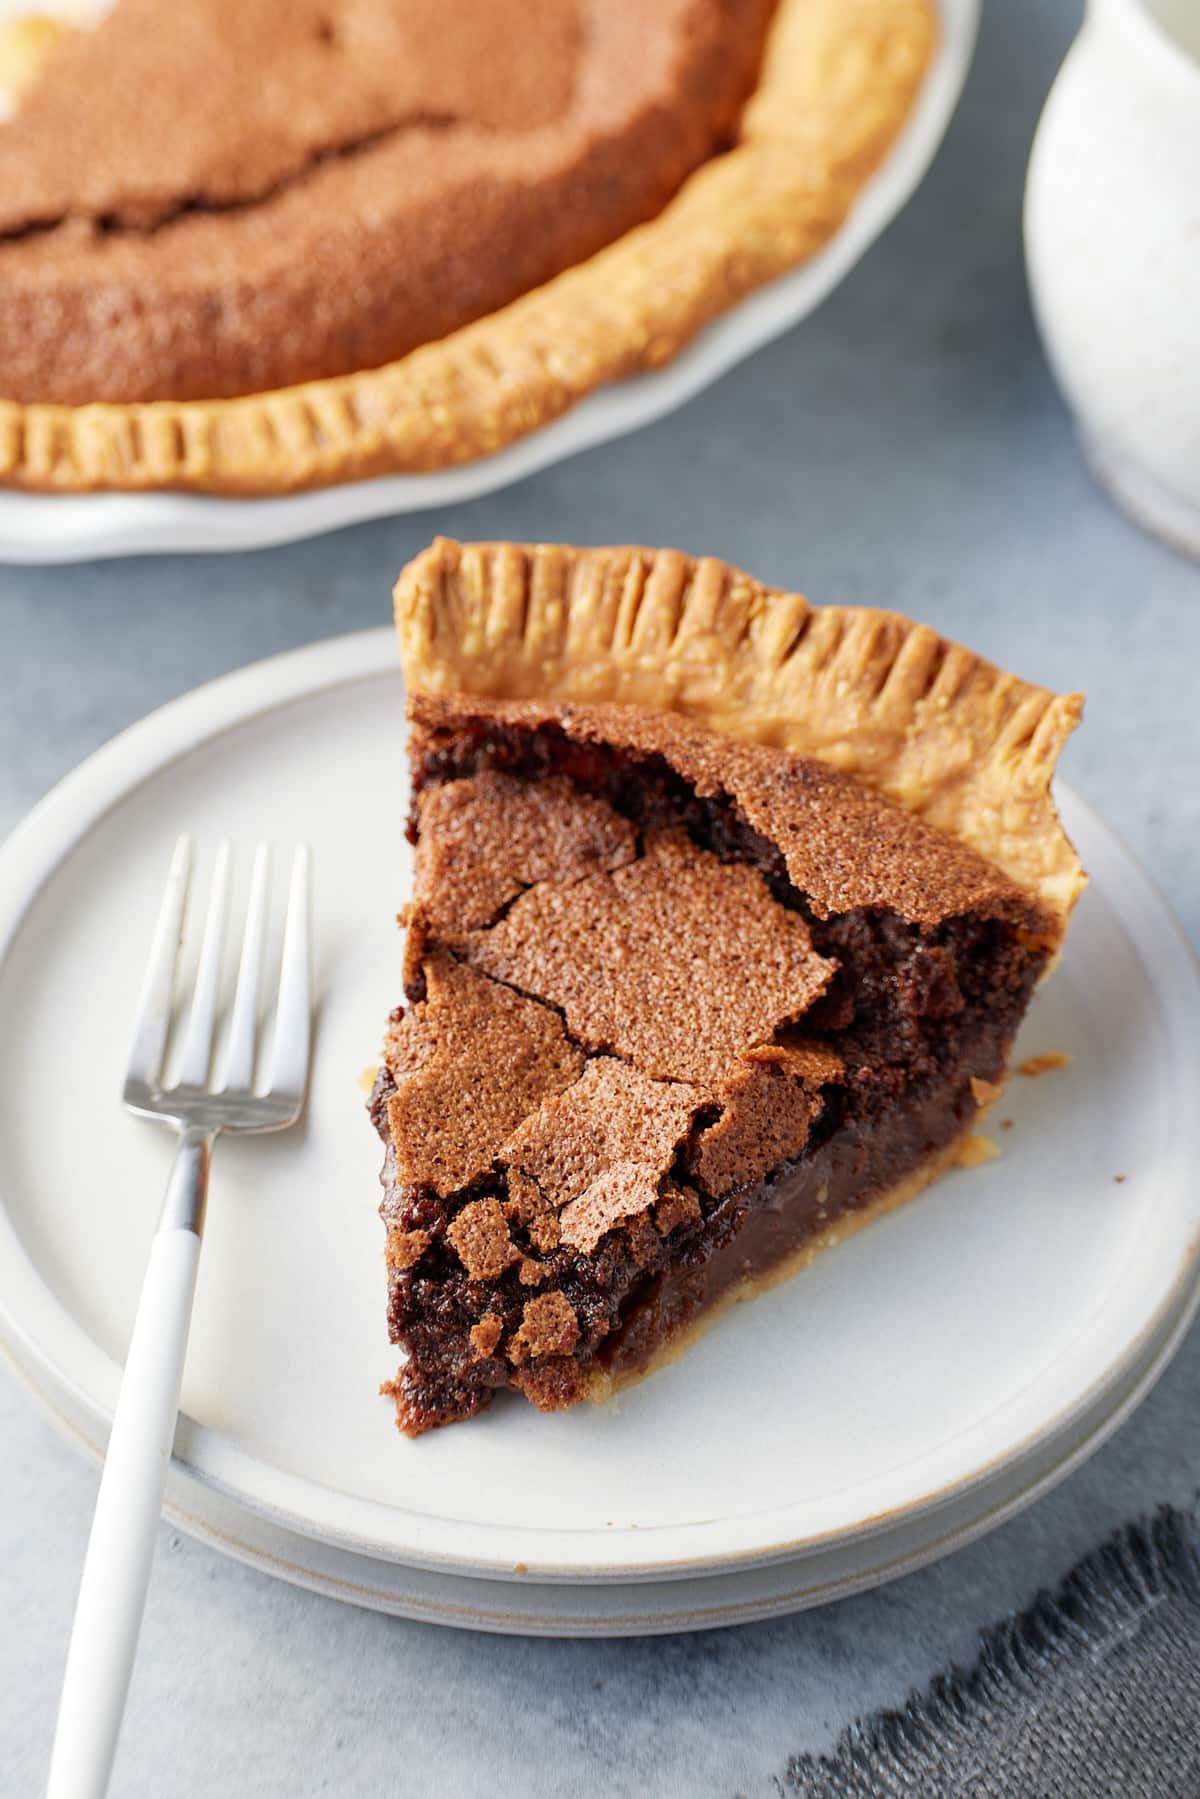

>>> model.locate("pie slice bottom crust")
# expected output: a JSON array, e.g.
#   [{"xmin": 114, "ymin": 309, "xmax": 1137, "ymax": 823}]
[{"xmin": 371, "ymin": 692, "xmax": 1059, "ymax": 1435}]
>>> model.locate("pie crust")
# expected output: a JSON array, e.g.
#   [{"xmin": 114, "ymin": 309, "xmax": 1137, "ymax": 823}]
[
  {"xmin": 0, "ymin": 0, "xmax": 936, "ymax": 494},
  {"xmin": 396, "ymin": 537, "xmax": 1086, "ymax": 937}
]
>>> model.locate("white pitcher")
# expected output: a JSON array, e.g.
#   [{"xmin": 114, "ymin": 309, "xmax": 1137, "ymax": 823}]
[{"xmin": 1025, "ymin": 0, "xmax": 1200, "ymax": 558}]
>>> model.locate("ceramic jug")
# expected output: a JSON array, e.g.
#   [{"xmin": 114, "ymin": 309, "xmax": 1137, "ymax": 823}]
[{"xmin": 1025, "ymin": 0, "xmax": 1200, "ymax": 558}]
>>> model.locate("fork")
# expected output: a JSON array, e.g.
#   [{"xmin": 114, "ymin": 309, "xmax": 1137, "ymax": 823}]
[{"xmin": 47, "ymin": 836, "xmax": 313, "ymax": 1799}]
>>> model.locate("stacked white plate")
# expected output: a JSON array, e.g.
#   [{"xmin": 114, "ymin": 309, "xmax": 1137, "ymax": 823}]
[{"xmin": 1, "ymin": 632, "xmax": 1197, "ymax": 1634}]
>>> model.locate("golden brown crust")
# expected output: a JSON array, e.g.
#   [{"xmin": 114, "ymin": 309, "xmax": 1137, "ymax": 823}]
[
  {"xmin": 0, "ymin": 0, "xmax": 936, "ymax": 494},
  {"xmin": 396, "ymin": 538, "xmax": 1086, "ymax": 935}
]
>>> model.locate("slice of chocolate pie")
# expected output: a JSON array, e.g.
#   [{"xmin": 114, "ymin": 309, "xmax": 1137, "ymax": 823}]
[{"xmin": 372, "ymin": 538, "xmax": 1085, "ymax": 1435}]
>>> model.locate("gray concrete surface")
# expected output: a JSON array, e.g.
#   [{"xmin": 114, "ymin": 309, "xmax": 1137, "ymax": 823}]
[{"xmin": 3, "ymin": 1, "xmax": 1199, "ymax": 1794}]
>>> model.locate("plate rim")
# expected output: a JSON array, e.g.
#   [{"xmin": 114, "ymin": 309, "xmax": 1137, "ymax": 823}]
[
  {"xmin": 1, "ymin": 625, "xmax": 1198, "ymax": 1585},
  {"xmin": 3, "ymin": 1223, "xmax": 1196, "ymax": 1631},
  {"xmin": 0, "ymin": 0, "xmax": 980, "ymax": 563}
]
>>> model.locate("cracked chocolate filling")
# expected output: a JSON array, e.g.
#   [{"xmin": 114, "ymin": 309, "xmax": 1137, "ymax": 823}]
[
  {"xmin": 2, "ymin": 119, "xmax": 478, "ymax": 244},
  {"xmin": 0, "ymin": 0, "xmax": 778, "ymax": 403},
  {"xmin": 373, "ymin": 707, "xmax": 1048, "ymax": 1435}
]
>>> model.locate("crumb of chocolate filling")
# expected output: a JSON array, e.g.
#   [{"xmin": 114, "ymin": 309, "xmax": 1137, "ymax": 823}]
[
  {"xmin": 469, "ymin": 1313, "xmax": 504, "ymax": 1360},
  {"xmin": 447, "ymin": 1197, "xmax": 517, "ymax": 1281},
  {"xmin": 385, "ymin": 1227, "xmax": 430, "ymax": 1271},
  {"xmin": 510, "ymin": 1291, "xmax": 580, "ymax": 1363}
]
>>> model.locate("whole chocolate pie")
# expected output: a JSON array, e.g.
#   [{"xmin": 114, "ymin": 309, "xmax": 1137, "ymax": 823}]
[
  {"xmin": 372, "ymin": 538, "xmax": 1084, "ymax": 1434},
  {"xmin": 0, "ymin": 0, "xmax": 935, "ymax": 492}
]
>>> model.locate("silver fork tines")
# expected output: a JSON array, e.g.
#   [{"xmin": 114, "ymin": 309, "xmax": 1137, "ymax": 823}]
[
  {"xmin": 174, "ymin": 839, "xmax": 231, "ymax": 1092},
  {"xmin": 124, "ymin": 834, "xmax": 312, "ymax": 1132}
]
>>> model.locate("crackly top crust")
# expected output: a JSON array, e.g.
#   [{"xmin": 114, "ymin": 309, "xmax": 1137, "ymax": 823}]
[
  {"xmin": 409, "ymin": 692, "xmax": 1052, "ymax": 937},
  {"xmin": 396, "ymin": 539, "xmax": 1086, "ymax": 939},
  {"xmin": 409, "ymin": 771, "xmax": 638, "ymax": 939},
  {"xmin": 385, "ymin": 772, "xmax": 845, "ymax": 1256},
  {"xmin": 0, "ymin": 0, "xmax": 935, "ymax": 493},
  {"xmin": 459, "ymin": 827, "xmax": 837, "ymax": 1083},
  {"xmin": 0, "ymin": 0, "xmax": 773, "ymax": 406},
  {"xmin": 0, "ymin": 0, "xmax": 582, "ymax": 236}
]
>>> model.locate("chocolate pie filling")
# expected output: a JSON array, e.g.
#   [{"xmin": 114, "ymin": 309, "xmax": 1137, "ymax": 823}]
[
  {"xmin": 0, "ymin": 0, "xmax": 777, "ymax": 405},
  {"xmin": 373, "ymin": 700, "xmax": 1049, "ymax": 1435}
]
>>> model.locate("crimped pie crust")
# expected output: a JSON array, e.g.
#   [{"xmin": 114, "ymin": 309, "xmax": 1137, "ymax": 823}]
[
  {"xmin": 0, "ymin": 0, "xmax": 936, "ymax": 494},
  {"xmin": 395, "ymin": 538, "xmax": 1086, "ymax": 935}
]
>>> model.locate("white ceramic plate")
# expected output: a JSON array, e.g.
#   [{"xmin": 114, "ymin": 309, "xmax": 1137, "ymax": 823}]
[
  {"xmin": 0, "ymin": 0, "xmax": 979, "ymax": 564},
  {"xmin": 1, "ymin": 628, "xmax": 1198, "ymax": 1637}
]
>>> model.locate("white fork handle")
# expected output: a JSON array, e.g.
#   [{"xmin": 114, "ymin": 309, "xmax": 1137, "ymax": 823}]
[{"xmin": 48, "ymin": 1137, "xmax": 209, "ymax": 1799}]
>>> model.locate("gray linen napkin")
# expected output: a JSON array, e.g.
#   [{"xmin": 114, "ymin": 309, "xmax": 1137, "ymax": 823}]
[{"xmin": 776, "ymin": 1507, "xmax": 1200, "ymax": 1799}]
